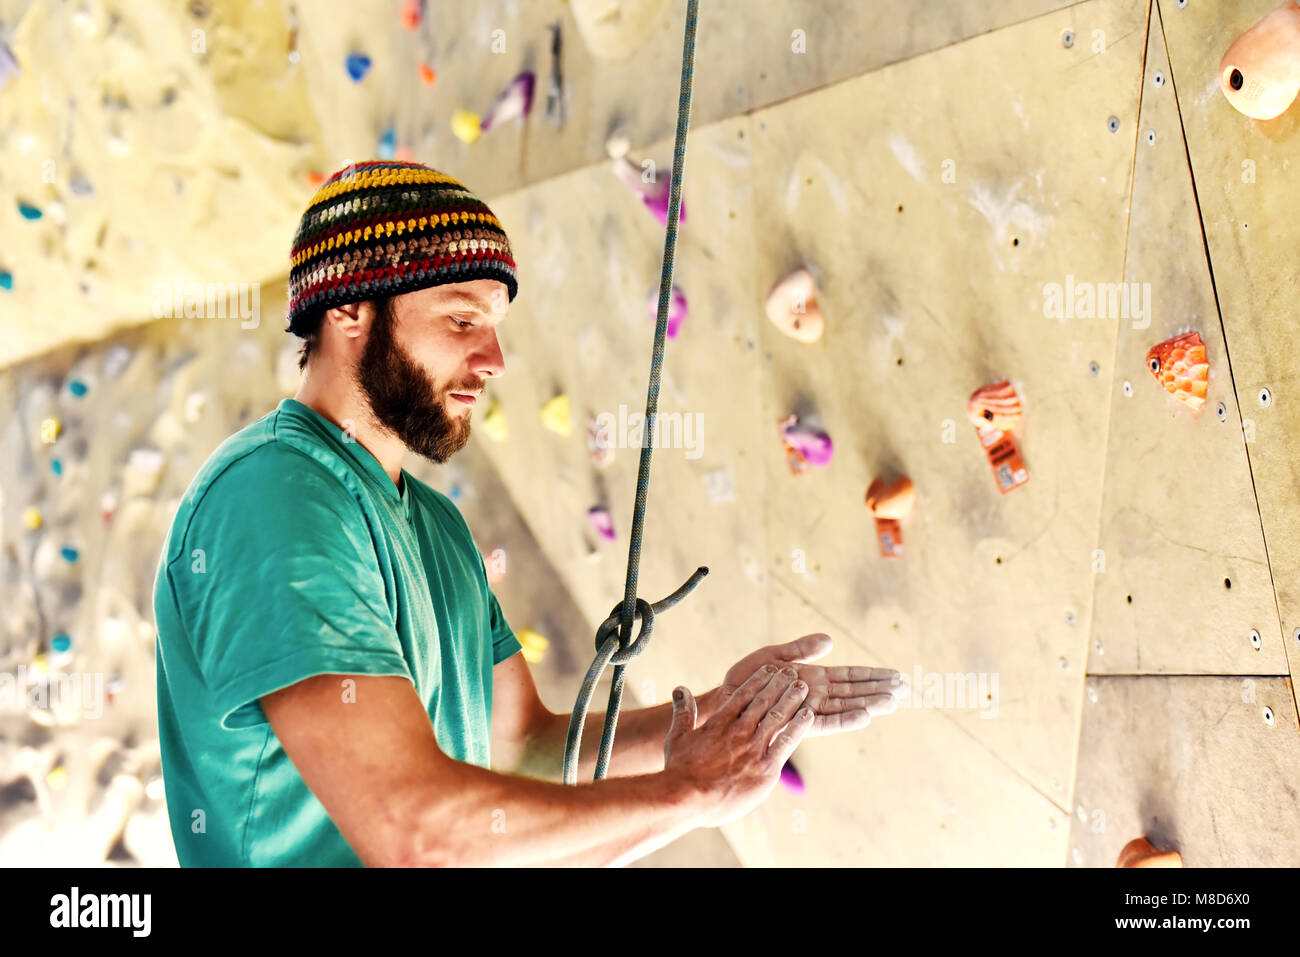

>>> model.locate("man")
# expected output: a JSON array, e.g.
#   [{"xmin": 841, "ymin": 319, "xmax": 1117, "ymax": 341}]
[{"xmin": 153, "ymin": 160, "xmax": 905, "ymax": 867}]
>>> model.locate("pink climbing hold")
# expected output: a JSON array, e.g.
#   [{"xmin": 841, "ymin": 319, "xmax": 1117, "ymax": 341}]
[
  {"xmin": 587, "ymin": 505, "xmax": 616, "ymax": 541},
  {"xmin": 779, "ymin": 414, "xmax": 834, "ymax": 473},
  {"xmin": 646, "ymin": 284, "xmax": 687, "ymax": 339},
  {"xmin": 779, "ymin": 760, "xmax": 805, "ymax": 795}
]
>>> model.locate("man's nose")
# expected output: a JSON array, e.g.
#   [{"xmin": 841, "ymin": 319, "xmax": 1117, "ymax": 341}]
[{"xmin": 475, "ymin": 328, "xmax": 506, "ymax": 379}]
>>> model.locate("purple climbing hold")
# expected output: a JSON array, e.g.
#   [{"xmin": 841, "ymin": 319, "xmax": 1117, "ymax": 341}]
[
  {"xmin": 646, "ymin": 285, "xmax": 688, "ymax": 339},
  {"xmin": 779, "ymin": 759, "xmax": 805, "ymax": 795},
  {"xmin": 480, "ymin": 71, "xmax": 535, "ymax": 132}
]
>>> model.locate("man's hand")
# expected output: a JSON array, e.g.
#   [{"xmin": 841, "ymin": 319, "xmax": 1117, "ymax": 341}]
[{"xmin": 720, "ymin": 633, "xmax": 906, "ymax": 737}]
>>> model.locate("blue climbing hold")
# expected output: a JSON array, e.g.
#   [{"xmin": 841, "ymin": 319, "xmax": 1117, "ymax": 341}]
[
  {"xmin": 0, "ymin": 271, "xmax": 11, "ymax": 291},
  {"xmin": 60, "ymin": 545, "xmax": 78, "ymax": 563},
  {"xmin": 68, "ymin": 379, "xmax": 88, "ymax": 397},
  {"xmin": 378, "ymin": 126, "xmax": 396, "ymax": 159},
  {"xmin": 449, "ymin": 484, "xmax": 462, "ymax": 501},
  {"xmin": 51, "ymin": 634, "xmax": 71, "ymax": 654},
  {"xmin": 51, "ymin": 459, "xmax": 63, "ymax": 476},
  {"xmin": 345, "ymin": 53, "xmax": 372, "ymax": 82},
  {"xmin": 17, "ymin": 201, "xmax": 42, "ymax": 220}
]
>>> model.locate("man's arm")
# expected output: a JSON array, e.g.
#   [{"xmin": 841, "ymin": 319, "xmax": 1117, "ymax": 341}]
[{"xmin": 262, "ymin": 672, "xmax": 708, "ymax": 867}]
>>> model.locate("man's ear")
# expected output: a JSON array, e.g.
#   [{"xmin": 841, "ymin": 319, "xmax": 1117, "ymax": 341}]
[{"xmin": 324, "ymin": 302, "xmax": 366, "ymax": 342}]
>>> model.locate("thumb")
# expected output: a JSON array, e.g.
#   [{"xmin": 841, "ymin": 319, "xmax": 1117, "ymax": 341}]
[
  {"xmin": 667, "ymin": 686, "xmax": 698, "ymax": 741},
  {"xmin": 784, "ymin": 632, "xmax": 833, "ymax": 663}
]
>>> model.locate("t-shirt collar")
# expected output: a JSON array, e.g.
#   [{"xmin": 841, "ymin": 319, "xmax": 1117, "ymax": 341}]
[{"xmin": 279, "ymin": 398, "xmax": 413, "ymax": 517}]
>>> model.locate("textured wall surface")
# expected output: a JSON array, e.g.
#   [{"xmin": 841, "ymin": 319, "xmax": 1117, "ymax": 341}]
[{"xmin": 1, "ymin": 0, "xmax": 1297, "ymax": 867}]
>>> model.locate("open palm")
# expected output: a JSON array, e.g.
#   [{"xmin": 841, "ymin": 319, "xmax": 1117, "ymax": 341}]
[{"xmin": 720, "ymin": 633, "xmax": 905, "ymax": 737}]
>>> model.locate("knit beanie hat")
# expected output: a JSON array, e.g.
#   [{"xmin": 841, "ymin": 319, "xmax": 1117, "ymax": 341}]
[{"xmin": 286, "ymin": 160, "xmax": 518, "ymax": 336}]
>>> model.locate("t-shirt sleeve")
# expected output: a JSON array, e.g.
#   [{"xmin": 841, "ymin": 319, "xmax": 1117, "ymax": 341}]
[
  {"xmin": 168, "ymin": 447, "xmax": 413, "ymax": 730},
  {"xmin": 472, "ymin": 544, "xmax": 521, "ymax": 666},
  {"xmin": 487, "ymin": 585, "xmax": 522, "ymax": 665}
]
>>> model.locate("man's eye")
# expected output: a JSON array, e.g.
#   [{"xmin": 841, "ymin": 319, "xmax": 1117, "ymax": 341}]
[{"xmin": 453, "ymin": 319, "xmax": 473, "ymax": 329}]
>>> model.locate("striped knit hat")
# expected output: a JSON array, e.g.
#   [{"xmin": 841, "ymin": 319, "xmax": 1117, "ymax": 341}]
[{"xmin": 286, "ymin": 160, "xmax": 518, "ymax": 336}]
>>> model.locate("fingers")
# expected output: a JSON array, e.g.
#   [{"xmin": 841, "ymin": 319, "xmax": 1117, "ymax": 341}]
[
  {"xmin": 823, "ymin": 665, "xmax": 901, "ymax": 684},
  {"xmin": 818, "ymin": 693, "xmax": 900, "ymax": 716},
  {"xmin": 667, "ymin": 686, "xmax": 698, "ymax": 744},
  {"xmin": 765, "ymin": 704, "xmax": 814, "ymax": 767},
  {"xmin": 737, "ymin": 667, "xmax": 801, "ymax": 734},
  {"xmin": 755, "ymin": 678, "xmax": 811, "ymax": 743},
  {"xmin": 782, "ymin": 632, "xmax": 833, "ymax": 664},
  {"xmin": 711, "ymin": 664, "xmax": 782, "ymax": 725}
]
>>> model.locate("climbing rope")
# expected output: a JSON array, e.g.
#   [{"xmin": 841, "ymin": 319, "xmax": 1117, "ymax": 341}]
[{"xmin": 563, "ymin": 0, "xmax": 707, "ymax": 786}]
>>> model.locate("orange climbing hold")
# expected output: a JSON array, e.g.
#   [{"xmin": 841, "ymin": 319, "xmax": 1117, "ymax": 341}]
[
  {"xmin": 966, "ymin": 380, "xmax": 1023, "ymax": 430},
  {"xmin": 1116, "ymin": 836, "xmax": 1183, "ymax": 868},
  {"xmin": 1219, "ymin": 0, "xmax": 1300, "ymax": 120},
  {"xmin": 765, "ymin": 267, "xmax": 824, "ymax": 343},
  {"xmin": 1146, "ymin": 331, "xmax": 1209, "ymax": 412},
  {"xmin": 419, "ymin": 63, "xmax": 438, "ymax": 86},
  {"xmin": 866, "ymin": 475, "xmax": 915, "ymax": 557}
]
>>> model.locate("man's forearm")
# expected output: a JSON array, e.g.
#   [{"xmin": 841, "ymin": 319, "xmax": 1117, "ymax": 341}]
[
  {"xmin": 518, "ymin": 687, "xmax": 723, "ymax": 784},
  {"xmin": 405, "ymin": 762, "xmax": 705, "ymax": 867}
]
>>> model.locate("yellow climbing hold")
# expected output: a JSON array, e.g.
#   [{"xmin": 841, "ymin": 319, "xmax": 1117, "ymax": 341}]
[
  {"xmin": 482, "ymin": 397, "xmax": 508, "ymax": 442},
  {"xmin": 540, "ymin": 394, "xmax": 572, "ymax": 437},
  {"xmin": 40, "ymin": 416, "xmax": 61, "ymax": 444},
  {"xmin": 47, "ymin": 765, "xmax": 67, "ymax": 790},
  {"xmin": 30, "ymin": 653, "xmax": 48, "ymax": 676},
  {"xmin": 22, "ymin": 506, "xmax": 43, "ymax": 530},
  {"xmin": 451, "ymin": 108, "xmax": 483, "ymax": 144},
  {"xmin": 517, "ymin": 628, "xmax": 550, "ymax": 664}
]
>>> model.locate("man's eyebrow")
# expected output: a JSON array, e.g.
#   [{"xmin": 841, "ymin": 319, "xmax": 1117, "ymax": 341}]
[{"xmin": 439, "ymin": 291, "xmax": 493, "ymax": 313}]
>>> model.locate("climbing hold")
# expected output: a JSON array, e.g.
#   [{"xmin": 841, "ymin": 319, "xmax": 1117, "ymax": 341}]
[
  {"xmin": 0, "ymin": 34, "xmax": 18, "ymax": 88},
  {"xmin": 585, "ymin": 411, "xmax": 614, "ymax": 467},
  {"xmin": 778, "ymin": 414, "xmax": 833, "ymax": 474},
  {"xmin": 100, "ymin": 489, "xmax": 118, "ymax": 524},
  {"xmin": 305, "ymin": 170, "xmax": 326, "ymax": 188},
  {"xmin": 610, "ymin": 152, "xmax": 686, "ymax": 226},
  {"xmin": 395, "ymin": 146, "xmax": 414, "ymax": 162},
  {"xmin": 67, "ymin": 379, "xmax": 88, "ymax": 398},
  {"xmin": 184, "ymin": 389, "xmax": 209, "ymax": 423},
  {"xmin": 966, "ymin": 380, "xmax": 1023, "ymax": 430},
  {"xmin": 481, "ymin": 396, "xmax": 509, "ymax": 442},
  {"xmin": 451, "ymin": 108, "xmax": 483, "ymax": 144},
  {"xmin": 779, "ymin": 759, "xmax": 805, "ymax": 795},
  {"xmin": 1116, "ymin": 836, "xmax": 1183, "ymax": 868},
  {"xmin": 22, "ymin": 506, "xmax": 43, "ymax": 530},
  {"xmin": 544, "ymin": 20, "xmax": 566, "ymax": 127},
  {"xmin": 69, "ymin": 171, "xmax": 95, "ymax": 197},
  {"xmin": 969, "ymin": 381, "xmax": 1028, "ymax": 494},
  {"xmin": 647, "ymin": 284, "xmax": 688, "ymax": 339},
  {"xmin": 1219, "ymin": 0, "xmax": 1300, "ymax": 120},
  {"xmin": 60, "ymin": 545, "xmax": 79, "ymax": 563},
  {"xmin": 480, "ymin": 71, "xmax": 535, "ymax": 132},
  {"xmin": 418, "ymin": 62, "xmax": 438, "ymax": 86},
  {"xmin": 866, "ymin": 475, "xmax": 915, "ymax": 558},
  {"xmin": 399, "ymin": 0, "xmax": 423, "ymax": 31},
  {"xmin": 345, "ymin": 52, "xmax": 372, "ymax": 82},
  {"xmin": 46, "ymin": 766, "xmax": 68, "ymax": 791},
  {"xmin": 287, "ymin": 4, "xmax": 299, "ymax": 64},
  {"xmin": 540, "ymin": 393, "xmax": 572, "ymax": 437},
  {"xmin": 103, "ymin": 345, "xmax": 131, "ymax": 378},
  {"xmin": 587, "ymin": 505, "xmax": 617, "ymax": 541},
  {"xmin": 1146, "ymin": 331, "xmax": 1208, "ymax": 411},
  {"xmin": 106, "ymin": 674, "xmax": 125, "ymax": 703},
  {"xmin": 0, "ymin": 270, "xmax": 12, "ymax": 291},
  {"xmin": 765, "ymin": 268, "xmax": 824, "ymax": 343},
  {"xmin": 50, "ymin": 634, "xmax": 72, "ymax": 664},
  {"xmin": 50, "ymin": 459, "xmax": 63, "ymax": 476},
  {"xmin": 377, "ymin": 126, "xmax": 396, "ymax": 159},
  {"xmin": 40, "ymin": 415, "xmax": 61, "ymax": 443},
  {"xmin": 517, "ymin": 628, "xmax": 550, "ymax": 664},
  {"xmin": 702, "ymin": 466, "xmax": 736, "ymax": 503},
  {"xmin": 17, "ymin": 200, "xmax": 42, "ymax": 220}
]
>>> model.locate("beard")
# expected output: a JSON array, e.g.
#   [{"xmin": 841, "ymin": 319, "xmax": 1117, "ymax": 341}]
[{"xmin": 354, "ymin": 297, "xmax": 478, "ymax": 464}]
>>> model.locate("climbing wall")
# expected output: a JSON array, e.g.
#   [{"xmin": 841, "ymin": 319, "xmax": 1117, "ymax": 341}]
[{"xmin": 2, "ymin": 0, "xmax": 1298, "ymax": 866}]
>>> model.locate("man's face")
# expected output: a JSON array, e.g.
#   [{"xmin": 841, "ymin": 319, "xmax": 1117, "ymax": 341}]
[{"xmin": 353, "ymin": 280, "xmax": 507, "ymax": 464}]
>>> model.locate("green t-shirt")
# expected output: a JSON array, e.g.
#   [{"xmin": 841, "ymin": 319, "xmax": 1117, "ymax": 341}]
[{"xmin": 152, "ymin": 397, "xmax": 522, "ymax": 867}]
